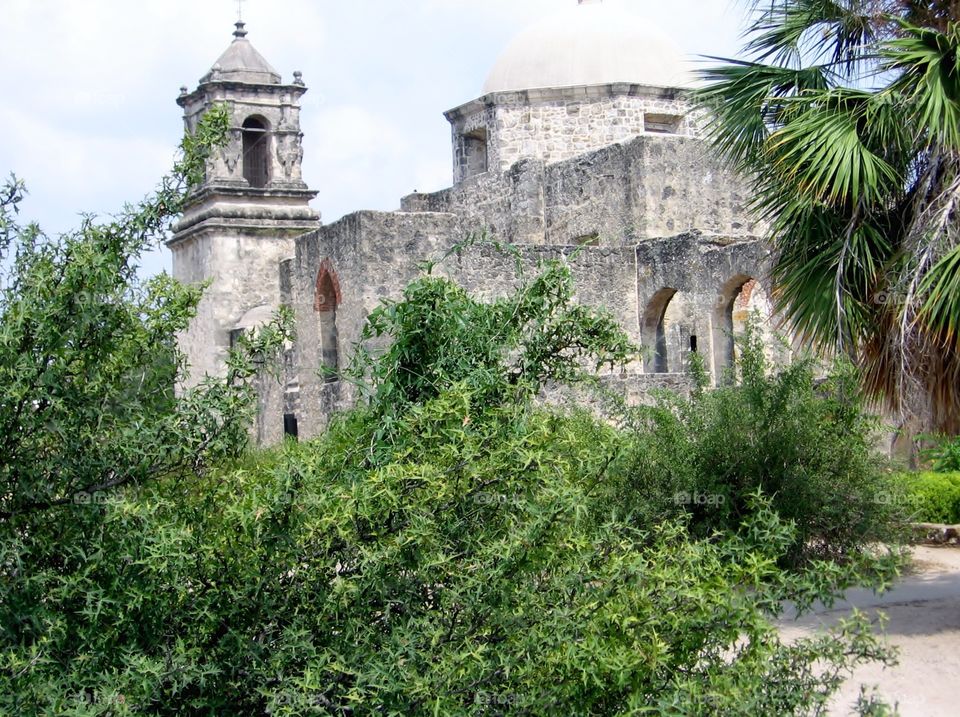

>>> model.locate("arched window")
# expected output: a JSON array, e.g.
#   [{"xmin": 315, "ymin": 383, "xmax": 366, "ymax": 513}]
[
  {"xmin": 242, "ymin": 117, "xmax": 270, "ymax": 188},
  {"xmin": 315, "ymin": 262, "xmax": 342, "ymax": 383},
  {"xmin": 641, "ymin": 288, "xmax": 679, "ymax": 373}
]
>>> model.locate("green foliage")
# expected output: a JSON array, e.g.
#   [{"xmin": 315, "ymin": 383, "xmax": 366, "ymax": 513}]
[
  {"xmin": 610, "ymin": 319, "xmax": 908, "ymax": 566},
  {"xmin": 0, "ymin": 104, "xmax": 287, "ymax": 523},
  {"xmin": 698, "ymin": 1, "xmax": 960, "ymax": 433},
  {"xmin": 897, "ymin": 471, "xmax": 960, "ymax": 523},
  {"xmin": 2, "ymin": 411, "xmax": 900, "ymax": 715},
  {"xmin": 349, "ymin": 240, "xmax": 635, "ymax": 421},
  {"xmin": 0, "ymin": 104, "xmax": 292, "ymax": 709},
  {"xmin": 920, "ymin": 433, "xmax": 960, "ymax": 472},
  {"xmin": 1, "ymin": 248, "xmax": 904, "ymax": 714}
]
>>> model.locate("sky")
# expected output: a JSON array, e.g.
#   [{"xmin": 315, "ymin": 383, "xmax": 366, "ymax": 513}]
[{"xmin": 0, "ymin": 0, "xmax": 749, "ymax": 277}]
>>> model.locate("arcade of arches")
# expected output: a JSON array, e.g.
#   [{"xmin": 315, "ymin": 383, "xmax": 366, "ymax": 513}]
[{"xmin": 641, "ymin": 277, "xmax": 775, "ymax": 384}]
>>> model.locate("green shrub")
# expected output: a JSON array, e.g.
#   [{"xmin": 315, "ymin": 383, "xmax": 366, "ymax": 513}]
[
  {"xmin": 1, "ymin": 254, "xmax": 903, "ymax": 715},
  {"xmin": 897, "ymin": 471, "xmax": 960, "ymax": 524},
  {"xmin": 610, "ymin": 320, "xmax": 908, "ymax": 567},
  {"xmin": 0, "ymin": 403, "xmax": 901, "ymax": 715},
  {"xmin": 921, "ymin": 434, "xmax": 960, "ymax": 472}
]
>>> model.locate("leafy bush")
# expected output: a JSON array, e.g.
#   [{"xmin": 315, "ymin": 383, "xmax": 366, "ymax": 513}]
[
  {"xmin": 0, "ymin": 243, "xmax": 903, "ymax": 714},
  {"xmin": 897, "ymin": 471, "xmax": 960, "ymax": 524},
  {"xmin": 921, "ymin": 434, "xmax": 960, "ymax": 472},
  {"xmin": 0, "ymin": 105, "xmax": 289, "ymax": 524},
  {"xmin": 610, "ymin": 320, "xmax": 908, "ymax": 567},
  {"xmin": 2, "ymin": 404, "xmax": 899, "ymax": 716},
  {"xmin": 0, "ymin": 107, "xmax": 290, "ymax": 713}
]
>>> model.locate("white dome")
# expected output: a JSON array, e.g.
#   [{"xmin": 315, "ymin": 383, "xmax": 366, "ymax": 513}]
[{"xmin": 483, "ymin": 1, "xmax": 692, "ymax": 95}]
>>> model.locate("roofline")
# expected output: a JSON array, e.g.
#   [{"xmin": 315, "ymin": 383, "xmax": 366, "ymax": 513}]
[
  {"xmin": 444, "ymin": 82, "xmax": 691, "ymax": 121},
  {"xmin": 177, "ymin": 81, "xmax": 308, "ymax": 107}
]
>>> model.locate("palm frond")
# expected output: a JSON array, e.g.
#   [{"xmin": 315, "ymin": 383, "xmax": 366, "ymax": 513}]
[
  {"xmin": 885, "ymin": 21, "xmax": 960, "ymax": 149},
  {"xmin": 917, "ymin": 245, "xmax": 960, "ymax": 344},
  {"xmin": 743, "ymin": 0, "xmax": 892, "ymax": 75},
  {"xmin": 701, "ymin": 5, "xmax": 960, "ymax": 431},
  {"xmin": 695, "ymin": 62, "xmax": 831, "ymax": 170}
]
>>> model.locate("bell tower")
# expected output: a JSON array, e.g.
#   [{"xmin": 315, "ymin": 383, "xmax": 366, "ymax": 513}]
[{"xmin": 169, "ymin": 21, "xmax": 319, "ymax": 383}]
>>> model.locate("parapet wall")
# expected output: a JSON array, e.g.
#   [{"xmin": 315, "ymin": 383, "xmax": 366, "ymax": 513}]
[{"xmin": 402, "ymin": 135, "xmax": 762, "ymax": 247}]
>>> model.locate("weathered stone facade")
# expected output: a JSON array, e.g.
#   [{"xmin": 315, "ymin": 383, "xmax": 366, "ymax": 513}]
[
  {"xmin": 446, "ymin": 85, "xmax": 697, "ymax": 184},
  {"xmin": 169, "ymin": 22, "xmax": 319, "ymax": 386},
  {"xmin": 170, "ymin": 8, "xmax": 783, "ymax": 446}
]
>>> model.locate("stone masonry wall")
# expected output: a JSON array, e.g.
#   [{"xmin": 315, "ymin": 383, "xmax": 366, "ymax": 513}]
[
  {"xmin": 403, "ymin": 135, "xmax": 761, "ymax": 248},
  {"xmin": 446, "ymin": 85, "xmax": 696, "ymax": 183},
  {"xmin": 279, "ymin": 206, "xmax": 773, "ymax": 442},
  {"xmin": 490, "ymin": 92, "xmax": 693, "ymax": 175},
  {"xmin": 634, "ymin": 233, "xmax": 780, "ymax": 382},
  {"xmin": 172, "ymin": 231, "xmax": 294, "ymax": 385},
  {"xmin": 264, "ymin": 102, "xmax": 776, "ymax": 444},
  {"xmin": 285, "ymin": 211, "xmax": 463, "ymax": 439}
]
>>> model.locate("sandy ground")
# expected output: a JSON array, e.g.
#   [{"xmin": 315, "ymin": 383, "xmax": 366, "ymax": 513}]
[{"xmin": 779, "ymin": 546, "xmax": 960, "ymax": 716}]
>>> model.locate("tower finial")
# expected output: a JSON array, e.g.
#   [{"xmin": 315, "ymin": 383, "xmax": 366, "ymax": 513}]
[{"xmin": 234, "ymin": 0, "xmax": 248, "ymax": 37}]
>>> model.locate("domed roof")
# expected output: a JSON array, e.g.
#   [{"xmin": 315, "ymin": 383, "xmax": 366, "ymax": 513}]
[
  {"xmin": 201, "ymin": 22, "xmax": 281, "ymax": 85},
  {"xmin": 483, "ymin": 1, "xmax": 692, "ymax": 95}
]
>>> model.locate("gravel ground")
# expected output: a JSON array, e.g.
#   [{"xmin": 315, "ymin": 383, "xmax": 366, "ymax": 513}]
[{"xmin": 779, "ymin": 546, "xmax": 960, "ymax": 716}]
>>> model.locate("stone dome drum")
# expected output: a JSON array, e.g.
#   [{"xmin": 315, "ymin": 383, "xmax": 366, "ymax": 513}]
[{"xmin": 483, "ymin": 1, "xmax": 692, "ymax": 94}]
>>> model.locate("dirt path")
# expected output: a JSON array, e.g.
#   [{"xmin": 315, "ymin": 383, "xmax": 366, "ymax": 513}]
[{"xmin": 779, "ymin": 546, "xmax": 960, "ymax": 716}]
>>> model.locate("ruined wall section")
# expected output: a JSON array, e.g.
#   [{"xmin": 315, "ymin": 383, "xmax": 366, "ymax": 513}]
[
  {"xmin": 287, "ymin": 211, "xmax": 463, "ymax": 439},
  {"xmin": 635, "ymin": 233, "xmax": 780, "ymax": 381},
  {"xmin": 279, "ymin": 216, "xmax": 778, "ymax": 442},
  {"xmin": 403, "ymin": 135, "xmax": 760, "ymax": 248},
  {"xmin": 440, "ymin": 243, "xmax": 641, "ymax": 349}
]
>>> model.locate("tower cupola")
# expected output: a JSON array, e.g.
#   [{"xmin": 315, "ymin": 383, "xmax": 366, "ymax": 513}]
[{"xmin": 200, "ymin": 22, "xmax": 282, "ymax": 85}]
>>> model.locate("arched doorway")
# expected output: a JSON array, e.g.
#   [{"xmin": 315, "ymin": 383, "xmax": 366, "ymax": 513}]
[{"xmin": 713, "ymin": 276, "xmax": 772, "ymax": 382}]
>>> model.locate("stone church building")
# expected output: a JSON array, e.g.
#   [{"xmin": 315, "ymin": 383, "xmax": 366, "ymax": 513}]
[{"xmin": 169, "ymin": 1, "xmax": 776, "ymax": 446}]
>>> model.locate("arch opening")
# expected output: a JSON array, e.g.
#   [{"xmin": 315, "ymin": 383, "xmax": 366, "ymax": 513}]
[
  {"xmin": 462, "ymin": 129, "xmax": 489, "ymax": 179},
  {"xmin": 242, "ymin": 116, "xmax": 270, "ymax": 188},
  {"xmin": 315, "ymin": 263, "xmax": 341, "ymax": 384},
  {"xmin": 712, "ymin": 276, "xmax": 771, "ymax": 383},
  {"xmin": 641, "ymin": 288, "xmax": 678, "ymax": 374}
]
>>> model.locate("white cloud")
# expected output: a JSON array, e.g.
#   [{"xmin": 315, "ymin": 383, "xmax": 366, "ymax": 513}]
[
  {"xmin": 0, "ymin": 107, "xmax": 174, "ymax": 232},
  {"xmin": 304, "ymin": 106, "xmax": 431, "ymax": 220},
  {"xmin": 308, "ymin": 106, "xmax": 410, "ymax": 165}
]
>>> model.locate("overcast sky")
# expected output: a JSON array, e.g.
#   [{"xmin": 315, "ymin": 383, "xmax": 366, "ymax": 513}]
[{"xmin": 1, "ymin": 0, "xmax": 749, "ymax": 277}]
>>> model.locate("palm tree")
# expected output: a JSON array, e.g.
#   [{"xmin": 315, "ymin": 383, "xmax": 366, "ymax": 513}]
[{"xmin": 698, "ymin": 1, "xmax": 960, "ymax": 436}]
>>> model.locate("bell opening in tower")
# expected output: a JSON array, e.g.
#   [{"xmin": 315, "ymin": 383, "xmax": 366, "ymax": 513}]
[{"xmin": 242, "ymin": 116, "xmax": 270, "ymax": 188}]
